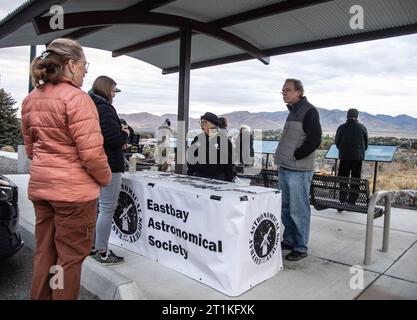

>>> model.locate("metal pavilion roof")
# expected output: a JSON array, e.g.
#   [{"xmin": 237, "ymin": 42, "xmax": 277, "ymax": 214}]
[{"xmin": 1, "ymin": 0, "xmax": 417, "ymax": 74}]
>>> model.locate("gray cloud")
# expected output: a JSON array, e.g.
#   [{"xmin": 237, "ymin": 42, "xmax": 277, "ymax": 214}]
[{"xmin": 1, "ymin": 1, "xmax": 417, "ymax": 118}]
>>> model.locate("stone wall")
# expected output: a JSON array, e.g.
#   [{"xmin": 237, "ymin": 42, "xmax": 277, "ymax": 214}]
[{"xmin": 377, "ymin": 190, "xmax": 417, "ymax": 210}]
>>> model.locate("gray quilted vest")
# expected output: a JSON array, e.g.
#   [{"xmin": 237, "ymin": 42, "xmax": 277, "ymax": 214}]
[{"xmin": 274, "ymin": 97, "xmax": 316, "ymax": 171}]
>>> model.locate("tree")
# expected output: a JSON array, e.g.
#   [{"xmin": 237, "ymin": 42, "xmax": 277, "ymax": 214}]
[
  {"xmin": 320, "ymin": 135, "xmax": 334, "ymax": 150},
  {"xmin": 0, "ymin": 88, "xmax": 22, "ymax": 150}
]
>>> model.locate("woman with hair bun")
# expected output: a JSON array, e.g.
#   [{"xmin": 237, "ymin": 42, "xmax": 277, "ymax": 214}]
[{"xmin": 21, "ymin": 38, "xmax": 111, "ymax": 300}]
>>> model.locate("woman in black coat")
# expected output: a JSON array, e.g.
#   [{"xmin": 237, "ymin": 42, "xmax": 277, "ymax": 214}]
[
  {"xmin": 187, "ymin": 112, "xmax": 235, "ymax": 182},
  {"xmin": 89, "ymin": 76, "xmax": 130, "ymax": 264}
]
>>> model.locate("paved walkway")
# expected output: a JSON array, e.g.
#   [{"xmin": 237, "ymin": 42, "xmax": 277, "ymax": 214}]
[{"xmin": 7, "ymin": 174, "xmax": 417, "ymax": 300}]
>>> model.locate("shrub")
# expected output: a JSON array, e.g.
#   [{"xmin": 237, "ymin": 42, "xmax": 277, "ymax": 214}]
[{"xmin": 1, "ymin": 145, "xmax": 15, "ymax": 152}]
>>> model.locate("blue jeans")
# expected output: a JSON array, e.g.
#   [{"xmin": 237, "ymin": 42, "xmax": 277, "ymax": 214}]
[
  {"xmin": 95, "ymin": 172, "xmax": 122, "ymax": 251},
  {"xmin": 278, "ymin": 167, "xmax": 314, "ymax": 253}
]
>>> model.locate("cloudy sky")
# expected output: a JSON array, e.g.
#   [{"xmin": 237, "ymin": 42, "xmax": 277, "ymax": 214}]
[{"xmin": 1, "ymin": 1, "xmax": 417, "ymax": 118}]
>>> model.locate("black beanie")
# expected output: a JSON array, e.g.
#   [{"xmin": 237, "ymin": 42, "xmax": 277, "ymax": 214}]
[{"xmin": 201, "ymin": 112, "xmax": 219, "ymax": 126}]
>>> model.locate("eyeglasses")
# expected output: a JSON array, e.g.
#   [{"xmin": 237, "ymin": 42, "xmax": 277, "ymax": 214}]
[
  {"xmin": 280, "ymin": 88, "xmax": 294, "ymax": 94},
  {"xmin": 77, "ymin": 60, "xmax": 89, "ymax": 71}
]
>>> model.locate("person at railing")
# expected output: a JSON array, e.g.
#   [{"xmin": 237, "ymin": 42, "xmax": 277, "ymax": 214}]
[
  {"xmin": 155, "ymin": 118, "xmax": 174, "ymax": 171},
  {"xmin": 120, "ymin": 118, "xmax": 136, "ymax": 147},
  {"xmin": 89, "ymin": 75, "xmax": 129, "ymax": 265},
  {"xmin": 187, "ymin": 112, "xmax": 234, "ymax": 182},
  {"xmin": 274, "ymin": 79, "xmax": 322, "ymax": 262},
  {"xmin": 218, "ymin": 116, "xmax": 229, "ymax": 136},
  {"xmin": 21, "ymin": 38, "xmax": 111, "ymax": 299},
  {"xmin": 235, "ymin": 124, "xmax": 254, "ymax": 167},
  {"xmin": 335, "ymin": 108, "xmax": 368, "ymax": 205}
]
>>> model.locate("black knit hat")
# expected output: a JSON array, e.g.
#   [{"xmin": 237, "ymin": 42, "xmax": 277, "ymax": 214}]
[
  {"xmin": 347, "ymin": 108, "xmax": 359, "ymax": 119},
  {"xmin": 201, "ymin": 112, "xmax": 219, "ymax": 126}
]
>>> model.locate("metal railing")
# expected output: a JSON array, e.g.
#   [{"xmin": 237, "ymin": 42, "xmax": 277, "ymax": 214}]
[{"xmin": 364, "ymin": 191, "xmax": 392, "ymax": 265}]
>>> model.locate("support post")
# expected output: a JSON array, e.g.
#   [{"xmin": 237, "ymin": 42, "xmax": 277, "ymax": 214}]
[
  {"xmin": 28, "ymin": 45, "xmax": 36, "ymax": 92},
  {"xmin": 265, "ymin": 153, "xmax": 270, "ymax": 170},
  {"xmin": 175, "ymin": 26, "xmax": 192, "ymax": 174},
  {"xmin": 372, "ymin": 161, "xmax": 378, "ymax": 193}
]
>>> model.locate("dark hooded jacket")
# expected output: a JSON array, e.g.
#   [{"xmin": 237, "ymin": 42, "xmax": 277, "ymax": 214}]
[
  {"xmin": 89, "ymin": 92, "xmax": 128, "ymax": 172},
  {"xmin": 335, "ymin": 118, "xmax": 368, "ymax": 161},
  {"xmin": 187, "ymin": 130, "xmax": 234, "ymax": 182}
]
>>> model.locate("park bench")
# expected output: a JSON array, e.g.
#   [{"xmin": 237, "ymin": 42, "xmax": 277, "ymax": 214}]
[
  {"xmin": 309, "ymin": 174, "xmax": 392, "ymax": 265},
  {"xmin": 236, "ymin": 168, "xmax": 278, "ymax": 188}
]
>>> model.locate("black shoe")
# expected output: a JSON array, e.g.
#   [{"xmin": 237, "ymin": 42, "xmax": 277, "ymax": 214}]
[
  {"xmin": 285, "ymin": 250, "xmax": 308, "ymax": 261},
  {"xmin": 89, "ymin": 247, "xmax": 97, "ymax": 256},
  {"xmin": 374, "ymin": 207, "xmax": 384, "ymax": 219},
  {"xmin": 281, "ymin": 242, "xmax": 293, "ymax": 251}
]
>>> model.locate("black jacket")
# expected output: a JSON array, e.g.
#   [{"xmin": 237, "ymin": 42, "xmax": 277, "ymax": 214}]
[
  {"xmin": 235, "ymin": 131, "xmax": 254, "ymax": 165},
  {"xmin": 335, "ymin": 119, "xmax": 368, "ymax": 161},
  {"xmin": 292, "ymin": 103, "xmax": 322, "ymax": 160},
  {"xmin": 90, "ymin": 93, "xmax": 128, "ymax": 172},
  {"xmin": 187, "ymin": 131, "xmax": 234, "ymax": 182}
]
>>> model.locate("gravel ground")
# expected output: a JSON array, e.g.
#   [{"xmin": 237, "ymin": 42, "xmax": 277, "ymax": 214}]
[{"xmin": 0, "ymin": 156, "xmax": 18, "ymax": 175}]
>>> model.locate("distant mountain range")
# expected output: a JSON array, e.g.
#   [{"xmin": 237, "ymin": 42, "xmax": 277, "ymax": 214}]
[{"xmin": 119, "ymin": 108, "xmax": 417, "ymax": 135}]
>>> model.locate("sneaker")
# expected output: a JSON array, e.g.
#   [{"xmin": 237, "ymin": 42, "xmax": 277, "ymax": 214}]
[
  {"xmin": 285, "ymin": 250, "xmax": 308, "ymax": 261},
  {"xmin": 93, "ymin": 249, "xmax": 124, "ymax": 265},
  {"xmin": 280, "ymin": 241, "xmax": 293, "ymax": 251}
]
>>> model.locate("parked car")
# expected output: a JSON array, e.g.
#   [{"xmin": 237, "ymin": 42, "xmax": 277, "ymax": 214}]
[{"xmin": 0, "ymin": 175, "xmax": 24, "ymax": 259}]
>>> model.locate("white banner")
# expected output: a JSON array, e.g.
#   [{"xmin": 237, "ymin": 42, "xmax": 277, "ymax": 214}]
[{"xmin": 110, "ymin": 172, "xmax": 282, "ymax": 296}]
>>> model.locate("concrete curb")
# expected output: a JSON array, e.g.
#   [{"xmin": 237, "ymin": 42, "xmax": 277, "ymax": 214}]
[
  {"xmin": 81, "ymin": 258, "xmax": 144, "ymax": 300},
  {"xmin": 18, "ymin": 211, "xmax": 143, "ymax": 300}
]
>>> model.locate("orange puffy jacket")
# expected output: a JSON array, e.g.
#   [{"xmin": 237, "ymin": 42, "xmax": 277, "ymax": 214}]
[{"xmin": 21, "ymin": 80, "xmax": 112, "ymax": 202}]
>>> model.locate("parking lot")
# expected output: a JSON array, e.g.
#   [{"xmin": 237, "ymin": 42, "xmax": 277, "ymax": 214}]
[{"xmin": 0, "ymin": 245, "xmax": 99, "ymax": 300}]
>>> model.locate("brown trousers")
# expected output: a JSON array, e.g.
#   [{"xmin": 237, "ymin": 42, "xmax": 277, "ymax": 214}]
[{"xmin": 31, "ymin": 199, "xmax": 97, "ymax": 300}]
